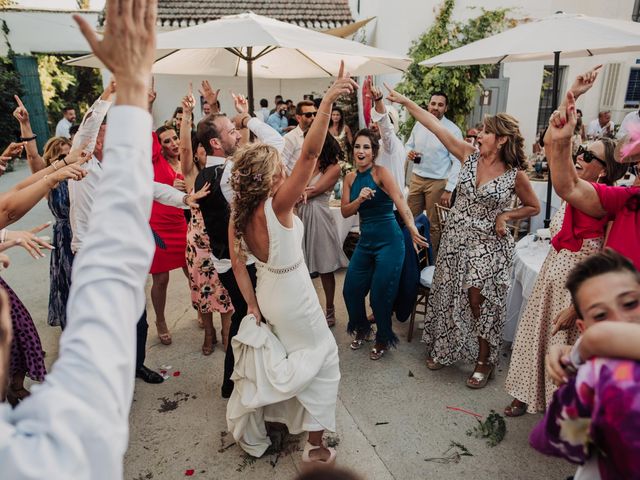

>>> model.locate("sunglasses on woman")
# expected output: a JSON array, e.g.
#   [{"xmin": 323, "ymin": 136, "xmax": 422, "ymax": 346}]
[{"xmin": 575, "ymin": 145, "xmax": 606, "ymax": 167}]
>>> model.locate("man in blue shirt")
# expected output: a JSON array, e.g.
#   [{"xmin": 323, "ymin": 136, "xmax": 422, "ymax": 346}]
[
  {"xmin": 406, "ymin": 92, "xmax": 462, "ymax": 253},
  {"xmin": 267, "ymin": 100, "xmax": 290, "ymax": 135}
]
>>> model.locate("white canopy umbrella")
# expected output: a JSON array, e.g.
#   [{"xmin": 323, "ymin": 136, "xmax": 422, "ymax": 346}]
[
  {"xmin": 420, "ymin": 11, "xmax": 640, "ymax": 226},
  {"xmin": 67, "ymin": 12, "xmax": 410, "ymax": 112}
]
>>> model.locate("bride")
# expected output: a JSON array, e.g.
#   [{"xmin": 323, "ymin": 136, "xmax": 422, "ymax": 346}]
[{"xmin": 225, "ymin": 63, "xmax": 357, "ymax": 464}]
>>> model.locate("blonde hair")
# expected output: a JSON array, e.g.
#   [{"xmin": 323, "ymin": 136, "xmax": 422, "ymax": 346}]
[
  {"xmin": 42, "ymin": 137, "xmax": 72, "ymax": 166},
  {"xmin": 483, "ymin": 113, "xmax": 526, "ymax": 170},
  {"xmin": 229, "ymin": 143, "xmax": 282, "ymax": 260}
]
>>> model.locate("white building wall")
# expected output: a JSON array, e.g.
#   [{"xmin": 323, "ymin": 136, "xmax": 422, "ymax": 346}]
[{"xmin": 349, "ymin": 0, "xmax": 639, "ymax": 147}]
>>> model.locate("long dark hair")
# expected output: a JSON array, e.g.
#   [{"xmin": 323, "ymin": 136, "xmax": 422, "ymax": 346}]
[
  {"xmin": 318, "ymin": 134, "xmax": 343, "ymax": 173},
  {"xmin": 329, "ymin": 107, "xmax": 345, "ymax": 133}
]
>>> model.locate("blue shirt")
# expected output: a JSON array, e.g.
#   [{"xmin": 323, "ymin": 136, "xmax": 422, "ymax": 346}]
[
  {"xmin": 266, "ymin": 112, "xmax": 289, "ymax": 136},
  {"xmin": 405, "ymin": 116, "xmax": 463, "ymax": 191}
]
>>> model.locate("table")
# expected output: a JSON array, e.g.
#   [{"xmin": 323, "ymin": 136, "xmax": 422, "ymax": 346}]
[
  {"xmin": 529, "ymin": 180, "xmax": 562, "ymax": 232},
  {"xmin": 503, "ymin": 235, "xmax": 550, "ymax": 342},
  {"xmin": 330, "ymin": 206, "xmax": 359, "ymax": 244}
]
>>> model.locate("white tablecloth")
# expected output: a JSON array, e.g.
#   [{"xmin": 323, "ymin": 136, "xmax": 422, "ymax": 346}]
[
  {"xmin": 330, "ymin": 206, "xmax": 359, "ymax": 244},
  {"xmin": 530, "ymin": 180, "xmax": 562, "ymax": 232},
  {"xmin": 503, "ymin": 235, "xmax": 550, "ymax": 342}
]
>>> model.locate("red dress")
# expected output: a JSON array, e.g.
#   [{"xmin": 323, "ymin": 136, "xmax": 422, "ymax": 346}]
[{"xmin": 149, "ymin": 133, "xmax": 187, "ymax": 274}]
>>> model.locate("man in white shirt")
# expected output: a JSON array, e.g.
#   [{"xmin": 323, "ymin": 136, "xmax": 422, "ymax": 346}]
[
  {"xmin": 54, "ymin": 106, "xmax": 76, "ymax": 138},
  {"xmin": 586, "ymin": 110, "xmax": 615, "ymax": 139},
  {"xmin": 617, "ymin": 109, "xmax": 640, "ymax": 139},
  {"xmin": 0, "ymin": 1, "xmax": 160, "ymax": 476},
  {"xmin": 194, "ymin": 106, "xmax": 283, "ymax": 398},
  {"xmin": 406, "ymin": 92, "xmax": 462, "ymax": 252},
  {"xmin": 282, "ymin": 100, "xmax": 317, "ymax": 174}
]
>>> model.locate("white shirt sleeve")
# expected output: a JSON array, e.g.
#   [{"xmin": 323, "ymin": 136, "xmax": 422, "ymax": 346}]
[
  {"xmin": 55, "ymin": 118, "xmax": 70, "ymax": 138},
  {"xmin": 445, "ymin": 127, "xmax": 463, "ymax": 192},
  {"xmin": 221, "ymin": 162, "xmax": 233, "ymax": 204},
  {"xmin": 153, "ymin": 182, "xmax": 188, "ymax": 209},
  {"xmin": 247, "ymin": 117, "xmax": 285, "ymax": 153},
  {"xmin": 282, "ymin": 131, "xmax": 297, "ymax": 174},
  {"xmin": 72, "ymin": 98, "xmax": 112, "ymax": 154},
  {"xmin": 0, "ymin": 106, "xmax": 154, "ymax": 480}
]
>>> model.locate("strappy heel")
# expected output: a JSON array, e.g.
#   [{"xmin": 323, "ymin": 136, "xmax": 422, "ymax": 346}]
[
  {"xmin": 425, "ymin": 356, "xmax": 445, "ymax": 370},
  {"xmin": 325, "ymin": 307, "xmax": 336, "ymax": 327},
  {"xmin": 466, "ymin": 360, "xmax": 494, "ymax": 389},
  {"xmin": 302, "ymin": 441, "xmax": 336, "ymax": 465}
]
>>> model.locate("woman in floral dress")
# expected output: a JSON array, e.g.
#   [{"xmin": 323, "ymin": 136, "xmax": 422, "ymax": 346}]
[
  {"xmin": 180, "ymin": 92, "xmax": 234, "ymax": 354},
  {"xmin": 386, "ymin": 86, "xmax": 539, "ymax": 388}
]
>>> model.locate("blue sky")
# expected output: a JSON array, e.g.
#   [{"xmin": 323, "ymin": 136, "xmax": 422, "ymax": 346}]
[{"xmin": 16, "ymin": 0, "xmax": 106, "ymax": 9}]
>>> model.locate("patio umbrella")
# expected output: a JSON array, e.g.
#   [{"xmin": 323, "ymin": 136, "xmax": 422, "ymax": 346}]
[
  {"xmin": 66, "ymin": 12, "xmax": 410, "ymax": 114},
  {"xmin": 420, "ymin": 11, "xmax": 640, "ymax": 226}
]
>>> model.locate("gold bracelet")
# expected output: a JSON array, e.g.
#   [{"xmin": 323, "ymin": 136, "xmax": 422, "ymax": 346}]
[
  {"xmin": 317, "ymin": 110, "xmax": 331, "ymax": 118},
  {"xmin": 51, "ymin": 160, "xmax": 59, "ymax": 171}
]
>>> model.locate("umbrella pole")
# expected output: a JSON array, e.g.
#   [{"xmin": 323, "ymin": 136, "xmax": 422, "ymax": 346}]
[
  {"xmin": 247, "ymin": 47, "xmax": 255, "ymax": 116},
  {"xmin": 544, "ymin": 51, "xmax": 561, "ymax": 228}
]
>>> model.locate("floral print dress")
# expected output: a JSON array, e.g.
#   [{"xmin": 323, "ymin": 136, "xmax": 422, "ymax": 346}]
[
  {"xmin": 186, "ymin": 205, "xmax": 233, "ymax": 315},
  {"xmin": 530, "ymin": 357, "xmax": 640, "ymax": 480},
  {"xmin": 422, "ymin": 152, "xmax": 517, "ymax": 366}
]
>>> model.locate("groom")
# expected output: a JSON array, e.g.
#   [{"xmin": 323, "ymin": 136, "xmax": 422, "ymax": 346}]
[{"xmin": 195, "ymin": 107, "xmax": 283, "ymax": 398}]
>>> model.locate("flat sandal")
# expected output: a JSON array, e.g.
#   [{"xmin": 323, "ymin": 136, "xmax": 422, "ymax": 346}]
[
  {"xmin": 369, "ymin": 346, "xmax": 386, "ymax": 360},
  {"xmin": 350, "ymin": 339, "xmax": 365, "ymax": 350}
]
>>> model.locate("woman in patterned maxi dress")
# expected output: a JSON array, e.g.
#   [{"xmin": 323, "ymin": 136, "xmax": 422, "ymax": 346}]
[{"xmin": 386, "ymin": 87, "xmax": 540, "ymax": 388}]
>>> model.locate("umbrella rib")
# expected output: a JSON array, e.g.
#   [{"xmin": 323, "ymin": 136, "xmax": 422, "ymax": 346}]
[
  {"xmin": 496, "ymin": 54, "xmax": 508, "ymax": 64},
  {"xmin": 587, "ymin": 49, "xmax": 594, "ymax": 56},
  {"xmin": 254, "ymin": 46, "xmax": 278, "ymax": 60},
  {"xmin": 295, "ymin": 49, "xmax": 333, "ymax": 76}
]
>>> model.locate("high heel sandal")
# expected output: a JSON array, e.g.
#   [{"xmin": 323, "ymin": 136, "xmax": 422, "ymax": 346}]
[
  {"xmin": 466, "ymin": 360, "xmax": 494, "ymax": 389},
  {"xmin": 325, "ymin": 307, "xmax": 336, "ymax": 328},
  {"xmin": 369, "ymin": 345, "xmax": 387, "ymax": 360},
  {"xmin": 156, "ymin": 321, "xmax": 172, "ymax": 345},
  {"xmin": 504, "ymin": 399, "xmax": 527, "ymax": 417},
  {"xmin": 302, "ymin": 441, "xmax": 336, "ymax": 465},
  {"xmin": 425, "ymin": 356, "xmax": 444, "ymax": 370}
]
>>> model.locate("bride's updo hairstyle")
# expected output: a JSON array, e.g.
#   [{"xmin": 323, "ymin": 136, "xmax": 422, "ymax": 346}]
[
  {"xmin": 229, "ymin": 143, "xmax": 282, "ymax": 259},
  {"xmin": 483, "ymin": 113, "xmax": 527, "ymax": 170}
]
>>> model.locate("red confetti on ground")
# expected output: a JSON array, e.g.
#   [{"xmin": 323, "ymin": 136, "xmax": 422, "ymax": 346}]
[
  {"xmin": 160, "ymin": 370, "xmax": 167, "ymax": 375},
  {"xmin": 173, "ymin": 371, "xmax": 181, "ymax": 377},
  {"xmin": 446, "ymin": 406, "xmax": 483, "ymax": 418},
  {"xmin": 185, "ymin": 469, "xmax": 194, "ymax": 476}
]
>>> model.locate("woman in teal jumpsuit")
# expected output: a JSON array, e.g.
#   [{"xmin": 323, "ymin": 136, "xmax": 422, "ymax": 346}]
[{"xmin": 341, "ymin": 129, "xmax": 427, "ymax": 360}]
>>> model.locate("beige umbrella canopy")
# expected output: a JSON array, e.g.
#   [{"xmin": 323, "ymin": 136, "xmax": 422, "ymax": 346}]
[
  {"xmin": 67, "ymin": 12, "xmax": 410, "ymax": 112},
  {"xmin": 420, "ymin": 12, "xmax": 640, "ymax": 226}
]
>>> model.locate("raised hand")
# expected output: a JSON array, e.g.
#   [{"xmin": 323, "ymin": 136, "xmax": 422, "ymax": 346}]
[
  {"xmin": 383, "ymin": 83, "xmax": 409, "ymax": 106},
  {"xmin": 100, "ymin": 79, "xmax": 117, "ymax": 101},
  {"xmin": 5, "ymin": 222, "xmax": 54, "ymax": 259},
  {"xmin": 182, "ymin": 83, "xmax": 196, "ymax": 113},
  {"xmin": 364, "ymin": 77, "xmax": 383, "ymax": 102},
  {"xmin": 147, "ymin": 76, "xmax": 157, "ymax": 111},
  {"xmin": 547, "ymin": 91, "xmax": 577, "ymax": 143},
  {"xmin": 199, "ymin": 80, "xmax": 220, "ymax": 108},
  {"xmin": 183, "ymin": 181, "xmax": 210, "ymax": 208},
  {"xmin": 73, "ymin": 0, "xmax": 157, "ymax": 109},
  {"xmin": 2, "ymin": 142, "xmax": 25, "ymax": 159},
  {"xmin": 324, "ymin": 61, "xmax": 359, "ymax": 104},
  {"xmin": 13, "ymin": 95, "xmax": 29, "ymax": 124},
  {"xmin": 231, "ymin": 93, "xmax": 249, "ymax": 114},
  {"xmin": 569, "ymin": 64, "xmax": 602, "ymax": 99}
]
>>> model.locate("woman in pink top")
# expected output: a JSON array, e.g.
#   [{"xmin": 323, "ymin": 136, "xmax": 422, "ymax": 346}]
[{"xmin": 504, "ymin": 137, "xmax": 627, "ymax": 416}]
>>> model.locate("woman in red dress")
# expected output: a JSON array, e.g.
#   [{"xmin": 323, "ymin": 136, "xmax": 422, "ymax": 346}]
[{"xmin": 151, "ymin": 127, "xmax": 188, "ymax": 344}]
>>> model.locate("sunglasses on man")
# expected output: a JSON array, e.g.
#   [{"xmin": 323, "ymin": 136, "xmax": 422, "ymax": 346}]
[
  {"xmin": 301, "ymin": 112, "xmax": 317, "ymax": 119},
  {"xmin": 575, "ymin": 145, "xmax": 606, "ymax": 167}
]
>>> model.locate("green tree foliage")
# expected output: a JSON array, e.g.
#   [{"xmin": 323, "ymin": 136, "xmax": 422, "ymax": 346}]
[
  {"xmin": 37, "ymin": 55, "xmax": 102, "ymax": 128},
  {"xmin": 0, "ymin": 56, "xmax": 23, "ymax": 147},
  {"xmin": 395, "ymin": 0, "xmax": 514, "ymax": 138}
]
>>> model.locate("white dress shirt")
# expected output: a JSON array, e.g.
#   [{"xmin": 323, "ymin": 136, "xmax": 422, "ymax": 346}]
[
  {"xmin": 0, "ymin": 106, "xmax": 155, "ymax": 480},
  {"xmin": 405, "ymin": 117, "xmax": 462, "ymax": 192},
  {"xmin": 370, "ymin": 107, "xmax": 407, "ymax": 196},
  {"xmin": 282, "ymin": 125, "xmax": 305, "ymax": 174},
  {"xmin": 55, "ymin": 117, "xmax": 73, "ymax": 138},
  {"xmin": 586, "ymin": 118, "xmax": 615, "ymax": 138}
]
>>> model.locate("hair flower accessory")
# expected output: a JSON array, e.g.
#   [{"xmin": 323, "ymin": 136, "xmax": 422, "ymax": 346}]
[{"xmin": 253, "ymin": 173, "xmax": 263, "ymax": 182}]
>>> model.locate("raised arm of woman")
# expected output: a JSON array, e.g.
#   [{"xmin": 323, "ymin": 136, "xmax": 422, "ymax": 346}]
[
  {"xmin": 13, "ymin": 95, "xmax": 46, "ymax": 173},
  {"xmin": 377, "ymin": 165, "xmax": 428, "ymax": 248},
  {"xmin": 384, "ymin": 84, "xmax": 475, "ymax": 163},
  {"xmin": 273, "ymin": 61, "xmax": 357, "ymax": 217},
  {"xmin": 179, "ymin": 90, "xmax": 197, "ymax": 189}
]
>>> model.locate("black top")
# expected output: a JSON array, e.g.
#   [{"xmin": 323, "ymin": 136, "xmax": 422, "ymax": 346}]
[{"xmin": 194, "ymin": 164, "xmax": 231, "ymax": 260}]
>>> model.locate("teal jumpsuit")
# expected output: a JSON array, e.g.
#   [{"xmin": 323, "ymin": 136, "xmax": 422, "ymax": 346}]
[{"xmin": 343, "ymin": 167, "xmax": 404, "ymax": 347}]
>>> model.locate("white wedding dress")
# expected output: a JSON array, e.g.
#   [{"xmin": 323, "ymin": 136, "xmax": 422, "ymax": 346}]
[{"xmin": 226, "ymin": 197, "xmax": 341, "ymax": 457}]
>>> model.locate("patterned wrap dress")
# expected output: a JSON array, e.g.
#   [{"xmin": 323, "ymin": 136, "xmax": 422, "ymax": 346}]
[
  {"xmin": 422, "ymin": 152, "xmax": 516, "ymax": 366},
  {"xmin": 185, "ymin": 205, "xmax": 234, "ymax": 315},
  {"xmin": 47, "ymin": 180, "xmax": 74, "ymax": 329}
]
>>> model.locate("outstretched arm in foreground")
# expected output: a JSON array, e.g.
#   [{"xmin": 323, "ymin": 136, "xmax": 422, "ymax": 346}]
[{"xmin": 0, "ymin": 0, "xmax": 158, "ymax": 478}]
